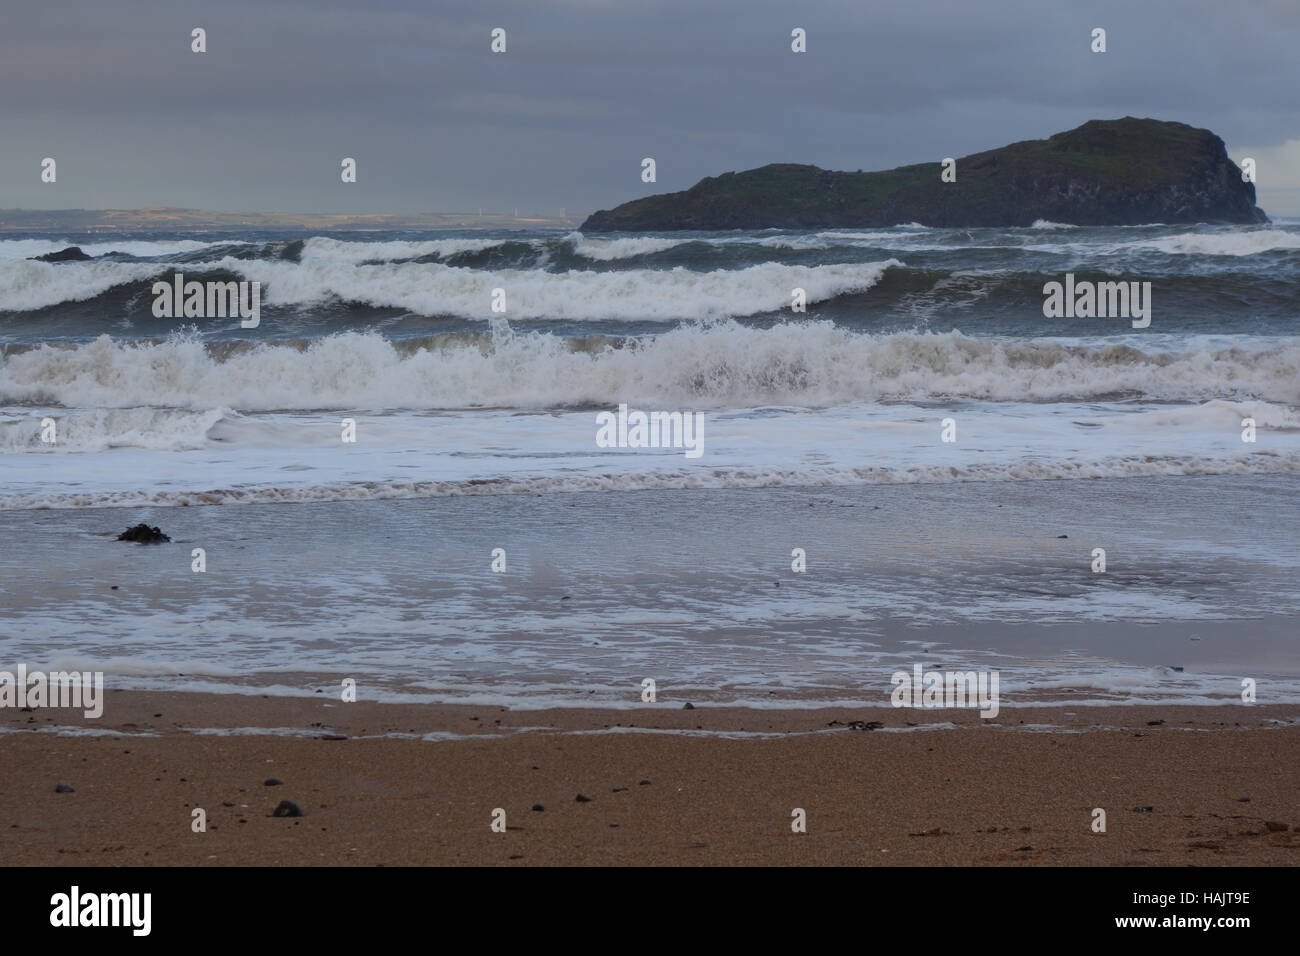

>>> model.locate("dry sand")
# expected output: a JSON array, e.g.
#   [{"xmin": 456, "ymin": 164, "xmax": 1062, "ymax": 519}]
[{"xmin": 2, "ymin": 691, "xmax": 1297, "ymax": 865}]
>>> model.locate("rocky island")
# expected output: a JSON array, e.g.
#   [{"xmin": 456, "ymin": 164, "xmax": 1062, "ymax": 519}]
[{"xmin": 581, "ymin": 118, "xmax": 1267, "ymax": 231}]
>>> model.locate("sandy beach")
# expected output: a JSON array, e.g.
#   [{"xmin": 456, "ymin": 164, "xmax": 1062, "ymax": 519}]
[{"xmin": 2, "ymin": 691, "xmax": 1296, "ymax": 866}]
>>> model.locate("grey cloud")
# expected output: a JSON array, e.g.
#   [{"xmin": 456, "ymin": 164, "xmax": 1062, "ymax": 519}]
[{"xmin": 1, "ymin": 0, "xmax": 1296, "ymax": 215}]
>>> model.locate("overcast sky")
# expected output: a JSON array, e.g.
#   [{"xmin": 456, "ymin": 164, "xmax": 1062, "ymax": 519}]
[{"xmin": 2, "ymin": 0, "xmax": 1298, "ymax": 216}]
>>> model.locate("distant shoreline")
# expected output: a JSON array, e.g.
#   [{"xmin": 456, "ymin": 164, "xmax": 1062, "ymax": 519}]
[{"xmin": 0, "ymin": 207, "xmax": 582, "ymax": 233}]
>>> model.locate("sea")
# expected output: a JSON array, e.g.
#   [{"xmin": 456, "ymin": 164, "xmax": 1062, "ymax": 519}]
[{"xmin": 2, "ymin": 221, "xmax": 1298, "ymax": 711}]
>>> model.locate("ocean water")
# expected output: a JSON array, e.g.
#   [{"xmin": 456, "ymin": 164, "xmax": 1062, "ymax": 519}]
[{"xmin": 1, "ymin": 222, "xmax": 1298, "ymax": 707}]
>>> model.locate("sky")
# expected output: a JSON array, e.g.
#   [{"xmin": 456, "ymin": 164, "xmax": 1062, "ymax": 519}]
[{"xmin": 2, "ymin": 0, "xmax": 1298, "ymax": 217}]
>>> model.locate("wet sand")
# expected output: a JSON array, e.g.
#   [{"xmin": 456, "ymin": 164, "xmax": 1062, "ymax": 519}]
[{"xmin": 2, "ymin": 691, "xmax": 1297, "ymax": 865}]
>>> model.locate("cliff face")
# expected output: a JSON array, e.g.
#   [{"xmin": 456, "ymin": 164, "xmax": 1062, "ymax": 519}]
[{"xmin": 581, "ymin": 118, "xmax": 1267, "ymax": 231}]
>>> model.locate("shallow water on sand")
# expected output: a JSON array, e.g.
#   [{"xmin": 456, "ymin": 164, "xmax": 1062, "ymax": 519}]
[{"xmin": 1, "ymin": 475, "xmax": 1296, "ymax": 708}]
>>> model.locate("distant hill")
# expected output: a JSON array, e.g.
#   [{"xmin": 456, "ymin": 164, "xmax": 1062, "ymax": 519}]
[
  {"xmin": 582, "ymin": 118, "xmax": 1267, "ymax": 231},
  {"xmin": 0, "ymin": 207, "xmax": 580, "ymax": 233}
]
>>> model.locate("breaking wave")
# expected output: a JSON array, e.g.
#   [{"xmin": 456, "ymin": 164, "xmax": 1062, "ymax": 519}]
[
  {"xmin": 3, "ymin": 323, "xmax": 1297, "ymax": 411},
  {"xmin": 0, "ymin": 257, "xmax": 899, "ymax": 319}
]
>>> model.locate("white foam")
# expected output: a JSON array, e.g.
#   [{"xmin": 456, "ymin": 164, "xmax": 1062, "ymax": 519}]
[
  {"xmin": 814, "ymin": 230, "xmax": 909, "ymax": 241},
  {"xmin": 44, "ymin": 655, "xmax": 244, "ymax": 678},
  {"xmin": 299, "ymin": 236, "xmax": 508, "ymax": 264},
  {"xmin": 5, "ymin": 450, "xmax": 1300, "ymax": 511},
  {"xmin": 0, "ymin": 407, "xmax": 227, "ymax": 452},
  {"xmin": 0, "ymin": 259, "xmax": 166, "ymax": 311},
  {"xmin": 217, "ymin": 257, "xmax": 899, "ymax": 320},
  {"xmin": 564, "ymin": 232, "xmax": 687, "ymax": 260},
  {"xmin": 753, "ymin": 236, "xmax": 831, "ymax": 250},
  {"xmin": 1115, "ymin": 230, "xmax": 1300, "ymax": 256},
  {"xmin": 4, "ymin": 324, "xmax": 1297, "ymax": 411}
]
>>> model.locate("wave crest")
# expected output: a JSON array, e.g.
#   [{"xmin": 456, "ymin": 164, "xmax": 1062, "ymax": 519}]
[{"xmin": 3, "ymin": 324, "xmax": 1297, "ymax": 411}]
